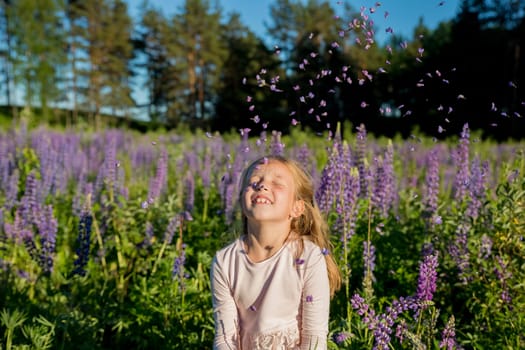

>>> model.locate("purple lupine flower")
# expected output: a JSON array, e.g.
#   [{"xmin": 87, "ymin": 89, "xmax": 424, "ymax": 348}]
[
  {"xmin": 4, "ymin": 170, "xmax": 19, "ymax": 211},
  {"xmin": 351, "ymin": 293, "xmax": 369, "ymax": 316},
  {"xmin": 340, "ymin": 164, "xmax": 360, "ymax": 241},
  {"xmin": 147, "ymin": 147, "xmax": 168, "ymax": 204},
  {"xmin": 479, "ymin": 234, "xmax": 492, "ymax": 259},
  {"xmin": 395, "ymin": 320, "xmax": 407, "ymax": 344},
  {"xmin": 352, "ymin": 293, "xmax": 417, "ymax": 350},
  {"xmin": 72, "ymin": 182, "xmax": 93, "ymax": 217},
  {"xmin": 466, "ymin": 156, "xmax": 487, "ymax": 219},
  {"xmin": 439, "ymin": 315, "xmax": 457, "ymax": 349},
  {"xmin": 200, "ymin": 151, "xmax": 212, "ymax": 191},
  {"xmin": 0, "ymin": 137, "xmax": 15, "ymax": 197},
  {"xmin": 164, "ymin": 215, "xmax": 181, "ymax": 245},
  {"xmin": 270, "ymin": 130, "xmax": 285, "ymax": 156},
  {"xmin": 363, "ymin": 241, "xmax": 376, "ymax": 283},
  {"xmin": 355, "ymin": 124, "xmax": 369, "ymax": 197},
  {"xmin": 332, "ymin": 331, "xmax": 350, "ymax": 345},
  {"xmin": 423, "ymin": 148, "xmax": 440, "ymax": 225},
  {"xmin": 371, "ymin": 155, "xmax": 386, "ymax": 213},
  {"xmin": 19, "ymin": 171, "xmax": 42, "ymax": 228},
  {"xmin": 172, "ymin": 243, "xmax": 187, "ymax": 289},
  {"xmin": 239, "ymin": 128, "xmax": 251, "ymax": 154},
  {"xmin": 507, "ymin": 169, "xmax": 519, "ymax": 183},
  {"xmin": 383, "ymin": 141, "xmax": 396, "ymax": 210},
  {"xmin": 4, "ymin": 210, "xmax": 24, "ymax": 242},
  {"xmin": 452, "ymin": 124, "xmax": 470, "ymax": 201},
  {"xmin": 184, "ymin": 170, "xmax": 195, "ymax": 215},
  {"xmin": 372, "ymin": 317, "xmax": 392, "ymax": 350},
  {"xmin": 295, "ymin": 143, "xmax": 318, "ymax": 183},
  {"xmin": 257, "ymin": 131, "xmax": 267, "ymax": 154},
  {"xmin": 222, "ymin": 150, "xmax": 248, "ymax": 224},
  {"xmin": 295, "ymin": 143, "xmax": 312, "ymax": 170},
  {"xmin": 34, "ymin": 134, "xmax": 58, "ymax": 198},
  {"xmin": 37, "ymin": 205, "xmax": 58, "ymax": 274},
  {"xmin": 379, "ymin": 296, "xmax": 419, "ymax": 332},
  {"xmin": 315, "ymin": 143, "xmax": 340, "ymax": 214},
  {"xmin": 115, "ymin": 160, "xmax": 128, "ymax": 201},
  {"xmin": 130, "ymin": 143, "xmax": 155, "ymax": 178},
  {"xmin": 21, "ymin": 227, "xmax": 38, "ymax": 262},
  {"xmin": 494, "ymin": 255, "xmax": 513, "ymax": 305},
  {"xmin": 73, "ymin": 211, "xmax": 93, "ymax": 276},
  {"xmin": 416, "ymin": 253, "xmax": 438, "ymax": 303},
  {"xmin": 449, "ymin": 222, "xmax": 470, "ymax": 283},
  {"xmin": 371, "ymin": 141, "xmax": 396, "ymax": 217},
  {"xmin": 137, "ymin": 221, "xmax": 155, "ymax": 248},
  {"xmin": 94, "ymin": 135, "xmax": 117, "ymax": 197}
]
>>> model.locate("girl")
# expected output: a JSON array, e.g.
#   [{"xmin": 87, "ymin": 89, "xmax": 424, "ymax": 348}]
[{"xmin": 211, "ymin": 155, "xmax": 341, "ymax": 349}]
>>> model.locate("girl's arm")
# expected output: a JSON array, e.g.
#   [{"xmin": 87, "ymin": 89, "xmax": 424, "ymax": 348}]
[
  {"xmin": 210, "ymin": 256, "xmax": 240, "ymax": 350},
  {"xmin": 300, "ymin": 252, "xmax": 330, "ymax": 350}
]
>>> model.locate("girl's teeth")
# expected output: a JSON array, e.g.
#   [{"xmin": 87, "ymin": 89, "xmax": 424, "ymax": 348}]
[{"xmin": 255, "ymin": 198, "xmax": 270, "ymax": 204}]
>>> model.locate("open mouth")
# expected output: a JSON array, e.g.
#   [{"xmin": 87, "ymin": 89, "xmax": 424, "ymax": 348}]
[{"xmin": 252, "ymin": 196, "xmax": 272, "ymax": 204}]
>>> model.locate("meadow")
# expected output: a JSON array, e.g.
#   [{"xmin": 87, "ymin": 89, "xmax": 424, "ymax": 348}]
[{"xmin": 0, "ymin": 118, "xmax": 523, "ymax": 349}]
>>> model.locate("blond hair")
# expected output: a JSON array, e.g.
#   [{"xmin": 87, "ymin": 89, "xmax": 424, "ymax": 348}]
[{"xmin": 239, "ymin": 155, "xmax": 342, "ymax": 297}]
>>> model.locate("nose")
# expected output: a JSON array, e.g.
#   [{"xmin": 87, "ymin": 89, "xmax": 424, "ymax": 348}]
[{"xmin": 252, "ymin": 181, "xmax": 268, "ymax": 191}]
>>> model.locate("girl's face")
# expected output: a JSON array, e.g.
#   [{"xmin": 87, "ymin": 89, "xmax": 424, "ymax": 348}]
[{"xmin": 242, "ymin": 160, "xmax": 304, "ymax": 225}]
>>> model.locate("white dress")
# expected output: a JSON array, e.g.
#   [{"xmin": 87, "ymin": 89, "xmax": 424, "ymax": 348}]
[{"xmin": 211, "ymin": 237, "xmax": 330, "ymax": 350}]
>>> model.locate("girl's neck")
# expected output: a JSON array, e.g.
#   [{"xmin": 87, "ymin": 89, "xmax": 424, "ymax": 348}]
[{"xmin": 244, "ymin": 222, "xmax": 292, "ymax": 262}]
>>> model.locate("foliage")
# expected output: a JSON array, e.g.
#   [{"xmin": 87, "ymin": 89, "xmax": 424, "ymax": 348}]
[{"xmin": 0, "ymin": 122, "xmax": 524, "ymax": 349}]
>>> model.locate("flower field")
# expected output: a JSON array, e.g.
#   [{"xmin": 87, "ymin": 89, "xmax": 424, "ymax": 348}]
[{"xmin": 0, "ymin": 120, "xmax": 524, "ymax": 349}]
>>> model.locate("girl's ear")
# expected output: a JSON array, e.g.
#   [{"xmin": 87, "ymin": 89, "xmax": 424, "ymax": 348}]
[{"xmin": 291, "ymin": 199, "xmax": 305, "ymax": 218}]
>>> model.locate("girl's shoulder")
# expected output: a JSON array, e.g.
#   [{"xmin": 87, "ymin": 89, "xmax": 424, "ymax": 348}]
[
  {"xmin": 299, "ymin": 235, "xmax": 322, "ymax": 250},
  {"xmin": 214, "ymin": 237, "xmax": 243, "ymax": 262},
  {"xmin": 293, "ymin": 236, "xmax": 326, "ymax": 260}
]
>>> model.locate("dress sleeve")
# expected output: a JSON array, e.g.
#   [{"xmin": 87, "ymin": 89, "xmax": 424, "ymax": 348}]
[
  {"xmin": 210, "ymin": 255, "xmax": 240, "ymax": 350},
  {"xmin": 299, "ymin": 251, "xmax": 330, "ymax": 350}
]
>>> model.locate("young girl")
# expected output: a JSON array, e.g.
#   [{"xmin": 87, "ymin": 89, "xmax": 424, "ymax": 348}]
[{"xmin": 211, "ymin": 155, "xmax": 341, "ymax": 350}]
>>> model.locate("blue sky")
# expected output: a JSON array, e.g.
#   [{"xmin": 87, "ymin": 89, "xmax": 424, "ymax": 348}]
[{"xmin": 127, "ymin": 0, "xmax": 461, "ymax": 44}]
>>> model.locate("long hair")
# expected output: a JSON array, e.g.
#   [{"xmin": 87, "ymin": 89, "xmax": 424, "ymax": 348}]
[{"xmin": 239, "ymin": 155, "xmax": 342, "ymax": 297}]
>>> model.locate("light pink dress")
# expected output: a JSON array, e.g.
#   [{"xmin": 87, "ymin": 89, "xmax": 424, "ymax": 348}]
[{"xmin": 211, "ymin": 237, "xmax": 330, "ymax": 350}]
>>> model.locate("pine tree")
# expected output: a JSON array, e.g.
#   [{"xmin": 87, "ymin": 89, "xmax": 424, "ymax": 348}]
[
  {"xmin": 68, "ymin": 0, "xmax": 134, "ymax": 123},
  {"xmin": 8, "ymin": 0, "xmax": 67, "ymax": 120},
  {"xmin": 171, "ymin": 0, "xmax": 226, "ymax": 126}
]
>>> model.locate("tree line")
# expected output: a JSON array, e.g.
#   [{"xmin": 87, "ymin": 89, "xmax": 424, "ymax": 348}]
[{"xmin": 0, "ymin": 0, "xmax": 523, "ymax": 139}]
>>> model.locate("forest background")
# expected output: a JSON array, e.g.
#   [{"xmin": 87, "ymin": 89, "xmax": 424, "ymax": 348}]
[{"xmin": 0, "ymin": 0, "xmax": 524, "ymax": 140}]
